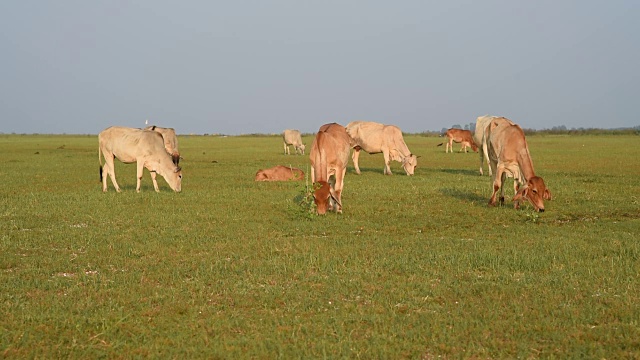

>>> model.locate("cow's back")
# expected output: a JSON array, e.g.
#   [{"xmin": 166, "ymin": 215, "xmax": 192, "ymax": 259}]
[
  {"xmin": 283, "ymin": 129, "xmax": 302, "ymax": 144},
  {"xmin": 310, "ymin": 123, "xmax": 350, "ymax": 179},
  {"xmin": 474, "ymin": 115, "xmax": 496, "ymax": 146},
  {"xmin": 100, "ymin": 126, "xmax": 165, "ymax": 162},
  {"xmin": 346, "ymin": 121, "xmax": 386, "ymax": 152},
  {"xmin": 488, "ymin": 118, "xmax": 527, "ymax": 160}
]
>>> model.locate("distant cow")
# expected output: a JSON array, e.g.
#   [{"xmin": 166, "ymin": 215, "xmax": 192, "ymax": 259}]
[
  {"xmin": 144, "ymin": 125, "xmax": 180, "ymax": 165},
  {"xmin": 437, "ymin": 128, "xmax": 478, "ymax": 153},
  {"xmin": 309, "ymin": 123, "xmax": 351, "ymax": 214},
  {"xmin": 99, "ymin": 126, "xmax": 182, "ymax": 192},
  {"xmin": 346, "ymin": 121, "xmax": 418, "ymax": 175},
  {"xmin": 282, "ymin": 129, "xmax": 306, "ymax": 155},
  {"xmin": 474, "ymin": 115, "xmax": 500, "ymax": 176},
  {"xmin": 486, "ymin": 117, "xmax": 551, "ymax": 212},
  {"xmin": 255, "ymin": 165, "xmax": 305, "ymax": 181}
]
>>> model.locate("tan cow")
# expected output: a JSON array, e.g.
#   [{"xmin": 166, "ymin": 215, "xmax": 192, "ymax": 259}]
[
  {"xmin": 346, "ymin": 121, "xmax": 418, "ymax": 175},
  {"xmin": 309, "ymin": 123, "xmax": 351, "ymax": 214},
  {"xmin": 144, "ymin": 125, "xmax": 180, "ymax": 165},
  {"xmin": 474, "ymin": 115, "xmax": 502, "ymax": 176},
  {"xmin": 486, "ymin": 117, "xmax": 551, "ymax": 212},
  {"xmin": 282, "ymin": 129, "xmax": 306, "ymax": 155},
  {"xmin": 437, "ymin": 128, "xmax": 478, "ymax": 153},
  {"xmin": 99, "ymin": 126, "xmax": 182, "ymax": 193},
  {"xmin": 255, "ymin": 165, "xmax": 305, "ymax": 181}
]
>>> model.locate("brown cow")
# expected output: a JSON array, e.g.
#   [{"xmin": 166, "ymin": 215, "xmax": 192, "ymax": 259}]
[
  {"xmin": 346, "ymin": 121, "xmax": 418, "ymax": 175},
  {"xmin": 486, "ymin": 117, "xmax": 551, "ymax": 212},
  {"xmin": 99, "ymin": 126, "xmax": 182, "ymax": 192},
  {"xmin": 437, "ymin": 128, "xmax": 478, "ymax": 153},
  {"xmin": 309, "ymin": 123, "xmax": 351, "ymax": 214},
  {"xmin": 144, "ymin": 125, "xmax": 180, "ymax": 165},
  {"xmin": 255, "ymin": 165, "xmax": 305, "ymax": 181}
]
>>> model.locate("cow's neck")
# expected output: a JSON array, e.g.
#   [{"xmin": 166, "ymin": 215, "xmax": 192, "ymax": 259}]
[
  {"xmin": 392, "ymin": 146, "xmax": 411, "ymax": 160},
  {"xmin": 516, "ymin": 149, "xmax": 536, "ymax": 181}
]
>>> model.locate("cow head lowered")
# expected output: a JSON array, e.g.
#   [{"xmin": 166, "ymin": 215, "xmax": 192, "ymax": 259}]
[
  {"xmin": 313, "ymin": 180, "xmax": 341, "ymax": 215},
  {"xmin": 155, "ymin": 165, "xmax": 182, "ymax": 192},
  {"xmin": 402, "ymin": 154, "xmax": 418, "ymax": 176},
  {"xmin": 513, "ymin": 176, "xmax": 551, "ymax": 212}
]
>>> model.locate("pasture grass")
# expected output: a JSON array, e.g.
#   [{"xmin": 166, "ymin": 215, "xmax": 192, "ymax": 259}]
[{"xmin": 1, "ymin": 133, "xmax": 639, "ymax": 358}]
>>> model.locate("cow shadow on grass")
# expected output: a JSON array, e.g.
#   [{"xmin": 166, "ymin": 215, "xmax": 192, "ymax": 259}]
[
  {"xmin": 348, "ymin": 167, "xmax": 385, "ymax": 175},
  {"xmin": 439, "ymin": 188, "xmax": 486, "ymax": 204},
  {"xmin": 439, "ymin": 168, "xmax": 479, "ymax": 176}
]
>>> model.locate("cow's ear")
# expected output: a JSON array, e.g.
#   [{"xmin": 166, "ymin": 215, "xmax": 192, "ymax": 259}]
[{"xmin": 544, "ymin": 188, "xmax": 552, "ymax": 200}]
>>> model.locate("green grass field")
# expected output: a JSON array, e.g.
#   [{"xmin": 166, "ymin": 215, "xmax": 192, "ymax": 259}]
[{"xmin": 1, "ymin": 133, "xmax": 639, "ymax": 358}]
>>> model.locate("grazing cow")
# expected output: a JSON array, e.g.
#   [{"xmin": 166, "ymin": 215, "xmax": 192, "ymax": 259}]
[
  {"xmin": 486, "ymin": 117, "xmax": 551, "ymax": 212},
  {"xmin": 255, "ymin": 165, "xmax": 305, "ymax": 181},
  {"xmin": 474, "ymin": 115, "xmax": 502, "ymax": 176},
  {"xmin": 144, "ymin": 125, "xmax": 180, "ymax": 165},
  {"xmin": 345, "ymin": 121, "xmax": 418, "ymax": 175},
  {"xmin": 437, "ymin": 128, "xmax": 478, "ymax": 153},
  {"xmin": 99, "ymin": 126, "xmax": 182, "ymax": 193},
  {"xmin": 282, "ymin": 129, "xmax": 306, "ymax": 155},
  {"xmin": 309, "ymin": 123, "xmax": 351, "ymax": 214}
]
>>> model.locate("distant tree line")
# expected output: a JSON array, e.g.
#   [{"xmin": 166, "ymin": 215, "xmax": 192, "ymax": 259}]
[{"xmin": 426, "ymin": 124, "xmax": 640, "ymax": 137}]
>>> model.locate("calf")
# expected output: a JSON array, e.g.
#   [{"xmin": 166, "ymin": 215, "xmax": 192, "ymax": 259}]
[
  {"xmin": 309, "ymin": 123, "xmax": 351, "ymax": 214},
  {"xmin": 437, "ymin": 128, "xmax": 478, "ymax": 153},
  {"xmin": 486, "ymin": 118, "xmax": 551, "ymax": 211},
  {"xmin": 255, "ymin": 165, "xmax": 304, "ymax": 181}
]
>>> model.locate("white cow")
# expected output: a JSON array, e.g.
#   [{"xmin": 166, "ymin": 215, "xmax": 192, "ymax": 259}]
[
  {"xmin": 144, "ymin": 125, "xmax": 180, "ymax": 165},
  {"xmin": 282, "ymin": 129, "xmax": 306, "ymax": 155},
  {"xmin": 474, "ymin": 115, "xmax": 502, "ymax": 176},
  {"xmin": 99, "ymin": 126, "xmax": 182, "ymax": 192},
  {"xmin": 346, "ymin": 121, "xmax": 418, "ymax": 175}
]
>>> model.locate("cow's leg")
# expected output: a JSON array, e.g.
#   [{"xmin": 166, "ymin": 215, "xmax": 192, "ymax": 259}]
[
  {"xmin": 499, "ymin": 171, "xmax": 507, "ymax": 205},
  {"xmin": 351, "ymin": 147, "xmax": 362, "ymax": 175},
  {"xmin": 483, "ymin": 143, "xmax": 493, "ymax": 176},
  {"xmin": 105, "ymin": 154, "xmax": 121, "ymax": 192},
  {"xmin": 383, "ymin": 150, "xmax": 392, "ymax": 175},
  {"xmin": 489, "ymin": 166, "xmax": 502, "ymax": 206},
  {"xmin": 283, "ymin": 143, "xmax": 287, "ymax": 155},
  {"xmin": 101, "ymin": 151, "xmax": 109, "ymax": 192},
  {"xmin": 136, "ymin": 162, "xmax": 145, "ymax": 193},
  {"xmin": 333, "ymin": 167, "xmax": 346, "ymax": 213},
  {"xmin": 310, "ymin": 166, "xmax": 315, "ymax": 183},
  {"xmin": 150, "ymin": 171, "xmax": 160, "ymax": 192}
]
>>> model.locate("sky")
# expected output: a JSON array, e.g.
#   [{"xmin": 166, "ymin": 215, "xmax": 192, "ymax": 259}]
[{"xmin": 1, "ymin": 1, "xmax": 638, "ymax": 135}]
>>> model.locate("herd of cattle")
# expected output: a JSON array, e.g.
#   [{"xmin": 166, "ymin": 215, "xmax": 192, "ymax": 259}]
[{"xmin": 98, "ymin": 116, "xmax": 551, "ymax": 214}]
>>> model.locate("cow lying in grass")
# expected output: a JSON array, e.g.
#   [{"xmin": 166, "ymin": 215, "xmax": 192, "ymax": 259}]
[{"xmin": 255, "ymin": 165, "xmax": 304, "ymax": 181}]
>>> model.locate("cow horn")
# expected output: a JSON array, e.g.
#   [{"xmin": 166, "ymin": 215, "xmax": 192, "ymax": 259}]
[{"xmin": 175, "ymin": 167, "xmax": 182, "ymax": 172}]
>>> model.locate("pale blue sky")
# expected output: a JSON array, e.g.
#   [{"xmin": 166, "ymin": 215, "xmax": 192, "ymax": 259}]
[{"xmin": 1, "ymin": 1, "xmax": 638, "ymax": 135}]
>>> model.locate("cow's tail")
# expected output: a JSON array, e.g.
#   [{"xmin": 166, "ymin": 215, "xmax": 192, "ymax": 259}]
[
  {"xmin": 98, "ymin": 143, "xmax": 103, "ymax": 182},
  {"xmin": 436, "ymin": 143, "xmax": 443, "ymax": 147}
]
